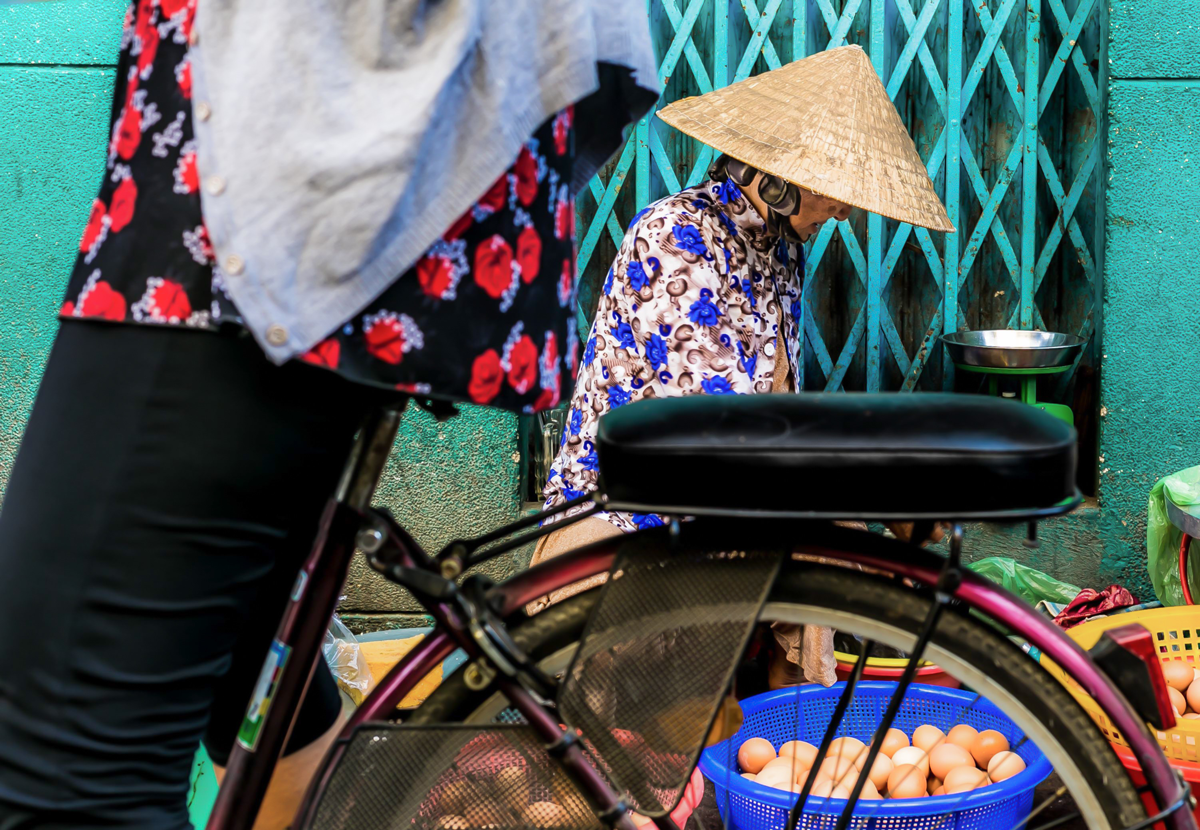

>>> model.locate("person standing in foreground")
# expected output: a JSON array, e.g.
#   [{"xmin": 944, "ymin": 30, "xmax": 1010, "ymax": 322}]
[
  {"xmin": 0, "ymin": 1, "xmax": 658, "ymax": 827},
  {"xmin": 534, "ymin": 45, "xmax": 955, "ymax": 686}
]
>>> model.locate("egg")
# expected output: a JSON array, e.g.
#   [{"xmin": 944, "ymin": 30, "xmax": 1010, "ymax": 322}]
[
  {"xmin": 891, "ymin": 746, "xmax": 930, "ymax": 777},
  {"xmin": 439, "ymin": 781, "xmax": 472, "ymax": 815},
  {"xmin": 867, "ymin": 753, "xmax": 894, "ymax": 790},
  {"xmin": 434, "ymin": 817, "xmax": 469, "ymax": 830},
  {"xmin": 987, "ymin": 751, "xmax": 1027, "ymax": 782},
  {"xmin": 495, "ymin": 767, "xmax": 530, "ymax": 812},
  {"xmin": 815, "ymin": 755, "xmax": 859, "ymax": 785},
  {"xmin": 859, "ymin": 780, "xmax": 884, "ymax": 800},
  {"xmin": 929, "ymin": 743, "xmax": 974, "ymax": 780},
  {"xmin": 738, "ymin": 737, "xmax": 777, "ymax": 773},
  {"xmin": 630, "ymin": 813, "xmax": 655, "ymax": 829},
  {"xmin": 969, "ymin": 730, "xmax": 1009, "ymax": 769},
  {"xmin": 887, "ymin": 764, "xmax": 927, "ymax": 799},
  {"xmin": 1182, "ymin": 713, "xmax": 1200, "ymax": 720},
  {"xmin": 913, "ymin": 725, "xmax": 946, "ymax": 753},
  {"xmin": 829, "ymin": 737, "xmax": 867, "ymax": 763},
  {"xmin": 755, "ymin": 766, "xmax": 796, "ymax": 790},
  {"xmin": 523, "ymin": 802, "xmax": 573, "ymax": 828},
  {"xmin": 830, "ymin": 744, "xmax": 869, "ymax": 770},
  {"xmin": 931, "ymin": 785, "xmax": 946, "ymax": 797},
  {"xmin": 759, "ymin": 757, "xmax": 808, "ymax": 783},
  {"xmin": 878, "ymin": 728, "xmax": 910, "ymax": 758},
  {"xmin": 944, "ymin": 766, "xmax": 990, "ymax": 794},
  {"xmin": 741, "ymin": 773, "xmax": 757, "ymax": 781},
  {"xmin": 810, "ymin": 780, "xmax": 852, "ymax": 799},
  {"xmin": 1167, "ymin": 686, "xmax": 1187, "ymax": 716},
  {"xmin": 1187, "ymin": 680, "xmax": 1200, "ymax": 714},
  {"xmin": 1164, "ymin": 661, "xmax": 1194, "ymax": 691},
  {"xmin": 778, "ymin": 740, "xmax": 818, "ymax": 768},
  {"xmin": 464, "ymin": 801, "xmax": 505, "ymax": 826},
  {"xmin": 946, "ymin": 724, "xmax": 979, "ymax": 751}
]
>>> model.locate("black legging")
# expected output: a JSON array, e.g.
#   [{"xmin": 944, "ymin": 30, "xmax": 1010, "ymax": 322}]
[{"xmin": 0, "ymin": 321, "xmax": 394, "ymax": 828}]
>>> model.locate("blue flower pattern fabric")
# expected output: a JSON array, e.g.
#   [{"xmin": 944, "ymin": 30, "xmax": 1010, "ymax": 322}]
[{"xmin": 543, "ymin": 182, "xmax": 804, "ymax": 532}]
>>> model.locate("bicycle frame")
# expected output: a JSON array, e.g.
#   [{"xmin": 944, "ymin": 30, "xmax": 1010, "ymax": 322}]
[{"xmin": 206, "ymin": 410, "xmax": 1192, "ymax": 830}]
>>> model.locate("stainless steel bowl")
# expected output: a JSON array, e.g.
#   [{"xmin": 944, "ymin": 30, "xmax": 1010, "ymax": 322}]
[{"xmin": 940, "ymin": 329, "xmax": 1085, "ymax": 369}]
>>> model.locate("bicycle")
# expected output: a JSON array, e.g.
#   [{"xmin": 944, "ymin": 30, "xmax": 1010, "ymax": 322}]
[{"xmin": 204, "ymin": 392, "xmax": 1195, "ymax": 830}]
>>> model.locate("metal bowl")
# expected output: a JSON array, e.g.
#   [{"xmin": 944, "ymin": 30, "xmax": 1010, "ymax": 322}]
[{"xmin": 941, "ymin": 329, "xmax": 1085, "ymax": 369}]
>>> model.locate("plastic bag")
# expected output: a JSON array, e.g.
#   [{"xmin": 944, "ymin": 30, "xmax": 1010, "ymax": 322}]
[
  {"xmin": 966, "ymin": 556, "xmax": 1081, "ymax": 606},
  {"xmin": 1147, "ymin": 465, "xmax": 1200, "ymax": 606},
  {"xmin": 323, "ymin": 614, "xmax": 374, "ymax": 705}
]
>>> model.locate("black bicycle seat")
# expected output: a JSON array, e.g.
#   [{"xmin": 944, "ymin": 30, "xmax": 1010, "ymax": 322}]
[{"xmin": 595, "ymin": 393, "xmax": 1077, "ymax": 520}]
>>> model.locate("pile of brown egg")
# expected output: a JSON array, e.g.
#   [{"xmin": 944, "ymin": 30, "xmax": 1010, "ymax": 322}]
[{"xmin": 736, "ymin": 724, "xmax": 1026, "ymax": 800}]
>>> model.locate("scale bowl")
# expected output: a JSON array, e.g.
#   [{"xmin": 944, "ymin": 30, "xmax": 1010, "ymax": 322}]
[{"xmin": 941, "ymin": 329, "xmax": 1085, "ymax": 370}]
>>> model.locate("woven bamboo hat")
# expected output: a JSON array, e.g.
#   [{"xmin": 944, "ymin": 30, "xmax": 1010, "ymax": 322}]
[{"xmin": 657, "ymin": 45, "xmax": 954, "ymax": 233}]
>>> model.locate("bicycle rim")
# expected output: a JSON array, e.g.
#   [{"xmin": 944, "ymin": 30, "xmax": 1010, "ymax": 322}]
[{"xmin": 407, "ymin": 562, "xmax": 1146, "ymax": 830}]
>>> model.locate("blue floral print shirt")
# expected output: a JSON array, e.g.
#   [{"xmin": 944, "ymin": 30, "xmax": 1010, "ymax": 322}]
[{"xmin": 543, "ymin": 181, "xmax": 805, "ymax": 531}]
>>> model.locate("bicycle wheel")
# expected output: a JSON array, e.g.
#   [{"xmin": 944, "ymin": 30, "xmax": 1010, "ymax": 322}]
[{"xmin": 408, "ymin": 558, "xmax": 1147, "ymax": 830}]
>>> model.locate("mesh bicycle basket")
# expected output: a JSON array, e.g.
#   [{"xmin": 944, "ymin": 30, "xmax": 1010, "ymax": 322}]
[
  {"xmin": 304, "ymin": 724, "xmax": 603, "ymax": 830},
  {"xmin": 700, "ymin": 683, "xmax": 1052, "ymax": 830}
]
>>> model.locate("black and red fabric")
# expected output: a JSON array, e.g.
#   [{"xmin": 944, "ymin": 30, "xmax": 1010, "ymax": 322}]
[{"xmin": 61, "ymin": 0, "xmax": 579, "ymax": 413}]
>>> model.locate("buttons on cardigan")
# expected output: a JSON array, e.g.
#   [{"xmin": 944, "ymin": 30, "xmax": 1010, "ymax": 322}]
[
  {"xmin": 764, "ymin": 340, "xmax": 776, "ymax": 357},
  {"xmin": 266, "ymin": 325, "xmax": 289, "ymax": 347},
  {"xmin": 205, "ymin": 176, "xmax": 226, "ymax": 196},
  {"xmin": 195, "ymin": 101, "xmax": 212, "ymax": 122},
  {"xmin": 223, "ymin": 254, "xmax": 245, "ymax": 276}
]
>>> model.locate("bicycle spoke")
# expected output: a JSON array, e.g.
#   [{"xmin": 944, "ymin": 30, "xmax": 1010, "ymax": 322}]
[{"xmin": 785, "ymin": 637, "xmax": 874, "ymax": 830}]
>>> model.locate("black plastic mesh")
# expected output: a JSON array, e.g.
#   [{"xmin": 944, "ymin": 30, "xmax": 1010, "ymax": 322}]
[
  {"xmin": 305, "ymin": 725, "xmax": 603, "ymax": 830},
  {"xmin": 557, "ymin": 538, "xmax": 783, "ymax": 816}
]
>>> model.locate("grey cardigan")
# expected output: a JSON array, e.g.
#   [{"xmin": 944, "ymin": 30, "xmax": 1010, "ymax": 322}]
[{"xmin": 190, "ymin": 0, "xmax": 658, "ymax": 363}]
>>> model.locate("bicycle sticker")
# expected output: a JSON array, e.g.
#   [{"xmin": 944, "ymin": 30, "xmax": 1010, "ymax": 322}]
[
  {"xmin": 290, "ymin": 570, "xmax": 308, "ymax": 602},
  {"xmin": 236, "ymin": 639, "xmax": 290, "ymax": 752}
]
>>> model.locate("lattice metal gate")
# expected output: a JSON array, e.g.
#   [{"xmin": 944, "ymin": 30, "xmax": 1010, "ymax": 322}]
[{"xmin": 572, "ymin": 0, "xmax": 1104, "ymax": 487}]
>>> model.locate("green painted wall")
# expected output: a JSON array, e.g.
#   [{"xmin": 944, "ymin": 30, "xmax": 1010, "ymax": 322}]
[
  {"xmin": 0, "ymin": 0, "xmax": 521, "ymax": 616},
  {"xmin": 1096, "ymin": 0, "xmax": 1200, "ymax": 595},
  {"xmin": 4, "ymin": 0, "xmax": 1199, "ymax": 608}
]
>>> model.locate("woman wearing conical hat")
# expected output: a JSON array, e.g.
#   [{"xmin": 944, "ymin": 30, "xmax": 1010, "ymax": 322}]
[{"xmin": 533, "ymin": 46, "xmax": 954, "ymax": 686}]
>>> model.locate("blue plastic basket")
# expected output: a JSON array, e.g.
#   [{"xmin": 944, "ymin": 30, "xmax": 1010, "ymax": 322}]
[{"xmin": 699, "ymin": 682, "xmax": 1052, "ymax": 830}]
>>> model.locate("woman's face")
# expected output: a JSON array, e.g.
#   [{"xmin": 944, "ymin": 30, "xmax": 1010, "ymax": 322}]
[{"xmin": 788, "ymin": 186, "xmax": 852, "ymax": 238}]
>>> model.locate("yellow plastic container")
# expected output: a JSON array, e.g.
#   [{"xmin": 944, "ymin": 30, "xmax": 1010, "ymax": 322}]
[
  {"xmin": 1040, "ymin": 606, "xmax": 1200, "ymax": 763},
  {"xmin": 832, "ymin": 650, "xmax": 959, "ymax": 688}
]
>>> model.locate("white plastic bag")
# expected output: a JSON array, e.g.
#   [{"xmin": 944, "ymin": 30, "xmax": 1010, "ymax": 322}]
[{"xmin": 323, "ymin": 614, "xmax": 374, "ymax": 705}]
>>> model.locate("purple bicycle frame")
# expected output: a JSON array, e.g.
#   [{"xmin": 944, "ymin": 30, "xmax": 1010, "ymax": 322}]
[{"xmin": 295, "ymin": 538, "xmax": 1190, "ymax": 830}]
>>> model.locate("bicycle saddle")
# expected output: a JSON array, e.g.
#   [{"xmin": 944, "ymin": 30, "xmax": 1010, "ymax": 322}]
[{"xmin": 595, "ymin": 393, "xmax": 1077, "ymax": 520}]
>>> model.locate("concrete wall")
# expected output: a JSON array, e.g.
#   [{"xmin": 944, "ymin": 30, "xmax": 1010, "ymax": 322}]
[
  {"xmin": 0, "ymin": 1, "xmax": 524, "ymax": 625},
  {"xmin": 1096, "ymin": 0, "xmax": 1200, "ymax": 592},
  {"xmin": 4, "ymin": 1, "xmax": 1199, "ymax": 611}
]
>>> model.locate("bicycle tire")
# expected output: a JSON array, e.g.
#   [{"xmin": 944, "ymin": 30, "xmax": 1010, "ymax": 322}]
[{"xmin": 406, "ymin": 560, "xmax": 1147, "ymax": 830}]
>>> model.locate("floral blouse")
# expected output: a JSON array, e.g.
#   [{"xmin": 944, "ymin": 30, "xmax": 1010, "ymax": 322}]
[
  {"xmin": 543, "ymin": 182, "xmax": 805, "ymax": 530},
  {"xmin": 60, "ymin": 0, "xmax": 578, "ymax": 414}
]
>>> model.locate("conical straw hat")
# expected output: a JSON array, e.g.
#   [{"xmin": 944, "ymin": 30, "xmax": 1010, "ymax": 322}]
[{"xmin": 657, "ymin": 45, "xmax": 954, "ymax": 233}]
